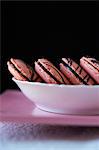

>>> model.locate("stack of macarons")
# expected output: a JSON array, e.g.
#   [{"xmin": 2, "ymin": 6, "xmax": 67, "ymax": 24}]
[{"xmin": 7, "ymin": 56, "xmax": 99, "ymax": 85}]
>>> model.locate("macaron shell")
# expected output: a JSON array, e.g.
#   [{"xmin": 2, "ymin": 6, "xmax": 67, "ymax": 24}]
[
  {"xmin": 10, "ymin": 58, "xmax": 33, "ymax": 80},
  {"xmin": 60, "ymin": 63, "xmax": 82, "ymax": 85},
  {"xmin": 82, "ymin": 57, "xmax": 99, "ymax": 69},
  {"xmin": 67, "ymin": 59, "xmax": 95, "ymax": 85},
  {"xmin": 31, "ymin": 70, "xmax": 43, "ymax": 82},
  {"xmin": 35, "ymin": 59, "xmax": 70, "ymax": 84},
  {"xmin": 7, "ymin": 61, "xmax": 27, "ymax": 81},
  {"xmin": 35, "ymin": 62, "xmax": 57, "ymax": 84},
  {"xmin": 61, "ymin": 58, "xmax": 95, "ymax": 85},
  {"xmin": 80, "ymin": 57, "xmax": 99, "ymax": 84}
]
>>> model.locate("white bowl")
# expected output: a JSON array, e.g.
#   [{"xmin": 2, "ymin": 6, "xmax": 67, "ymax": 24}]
[{"xmin": 12, "ymin": 78, "xmax": 99, "ymax": 115}]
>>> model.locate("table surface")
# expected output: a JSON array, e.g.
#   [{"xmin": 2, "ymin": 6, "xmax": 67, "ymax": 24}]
[
  {"xmin": 0, "ymin": 90, "xmax": 99, "ymax": 126},
  {"xmin": 0, "ymin": 90, "xmax": 99, "ymax": 150}
]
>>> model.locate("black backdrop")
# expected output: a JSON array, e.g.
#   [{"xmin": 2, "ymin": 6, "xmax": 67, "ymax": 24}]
[{"xmin": 1, "ymin": 1, "xmax": 99, "ymax": 93}]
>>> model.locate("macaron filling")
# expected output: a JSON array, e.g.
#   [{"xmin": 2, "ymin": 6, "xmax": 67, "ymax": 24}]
[
  {"xmin": 37, "ymin": 62, "xmax": 66, "ymax": 84},
  {"xmin": 61, "ymin": 59, "xmax": 88, "ymax": 85}
]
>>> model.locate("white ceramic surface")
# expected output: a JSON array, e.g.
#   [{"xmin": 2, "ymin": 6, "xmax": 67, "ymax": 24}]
[{"xmin": 12, "ymin": 78, "xmax": 99, "ymax": 115}]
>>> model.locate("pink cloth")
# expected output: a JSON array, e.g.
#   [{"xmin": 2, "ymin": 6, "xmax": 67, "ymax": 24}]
[
  {"xmin": 0, "ymin": 90, "xmax": 99, "ymax": 126},
  {"xmin": 0, "ymin": 90, "xmax": 99, "ymax": 150}
]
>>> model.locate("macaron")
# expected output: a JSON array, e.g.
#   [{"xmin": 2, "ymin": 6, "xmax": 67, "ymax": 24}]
[
  {"xmin": 35, "ymin": 58, "xmax": 70, "ymax": 84},
  {"xmin": 7, "ymin": 58, "xmax": 42, "ymax": 82},
  {"xmin": 59, "ymin": 58, "xmax": 96, "ymax": 85},
  {"xmin": 80, "ymin": 56, "xmax": 99, "ymax": 84}
]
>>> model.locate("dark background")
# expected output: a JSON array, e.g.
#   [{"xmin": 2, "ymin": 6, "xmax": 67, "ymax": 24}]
[{"xmin": 1, "ymin": 1, "xmax": 99, "ymax": 93}]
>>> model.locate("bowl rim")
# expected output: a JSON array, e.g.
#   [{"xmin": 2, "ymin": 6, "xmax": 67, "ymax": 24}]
[{"xmin": 12, "ymin": 77, "xmax": 99, "ymax": 88}]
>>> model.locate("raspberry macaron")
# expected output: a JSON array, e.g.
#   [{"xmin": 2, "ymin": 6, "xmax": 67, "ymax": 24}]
[
  {"xmin": 35, "ymin": 58, "xmax": 70, "ymax": 84},
  {"xmin": 59, "ymin": 58, "xmax": 96, "ymax": 85},
  {"xmin": 80, "ymin": 56, "xmax": 99, "ymax": 84},
  {"xmin": 7, "ymin": 58, "xmax": 42, "ymax": 82}
]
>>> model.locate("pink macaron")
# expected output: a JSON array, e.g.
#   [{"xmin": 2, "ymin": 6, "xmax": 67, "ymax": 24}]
[
  {"xmin": 35, "ymin": 58, "xmax": 70, "ymax": 84},
  {"xmin": 7, "ymin": 58, "xmax": 42, "ymax": 82},
  {"xmin": 80, "ymin": 56, "xmax": 99, "ymax": 84},
  {"xmin": 59, "ymin": 58, "xmax": 96, "ymax": 85}
]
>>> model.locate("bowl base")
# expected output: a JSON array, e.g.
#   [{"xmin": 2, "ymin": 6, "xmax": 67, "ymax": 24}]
[{"xmin": 36, "ymin": 105, "xmax": 99, "ymax": 115}]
